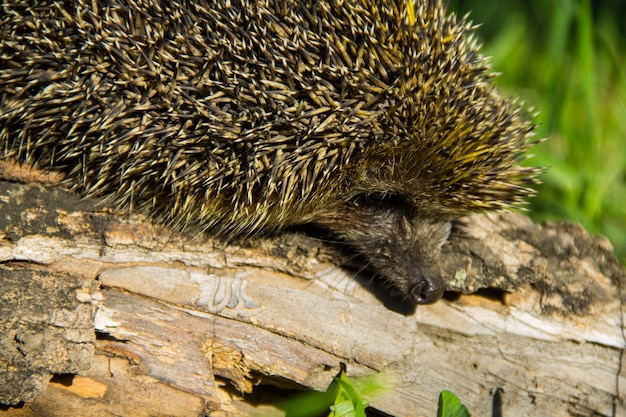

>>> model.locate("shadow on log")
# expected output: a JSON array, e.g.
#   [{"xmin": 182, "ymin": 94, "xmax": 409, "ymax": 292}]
[{"xmin": 0, "ymin": 180, "xmax": 624, "ymax": 416}]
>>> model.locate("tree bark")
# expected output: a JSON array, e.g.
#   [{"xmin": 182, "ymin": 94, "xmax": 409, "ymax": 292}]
[{"xmin": 0, "ymin": 180, "xmax": 624, "ymax": 416}]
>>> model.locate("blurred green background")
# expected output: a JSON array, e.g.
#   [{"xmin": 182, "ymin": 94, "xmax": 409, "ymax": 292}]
[{"xmin": 448, "ymin": 0, "xmax": 626, "ymax": 263}]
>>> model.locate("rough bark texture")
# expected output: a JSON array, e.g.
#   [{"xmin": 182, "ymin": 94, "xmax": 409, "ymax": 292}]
[{"xmin": 0, "ymin": 180, "xmax": 624, "ymax": 416}]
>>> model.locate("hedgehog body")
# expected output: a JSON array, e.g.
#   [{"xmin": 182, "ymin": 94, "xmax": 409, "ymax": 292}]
[{"xmin": 0, "ymin": 0, "xmax": 538, "ymax": 303}]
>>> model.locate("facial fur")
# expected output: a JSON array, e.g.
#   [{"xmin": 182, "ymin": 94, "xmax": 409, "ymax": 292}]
[{"xmin": 315, "ymin": 195, "xmax": 452, "ymax": 304}]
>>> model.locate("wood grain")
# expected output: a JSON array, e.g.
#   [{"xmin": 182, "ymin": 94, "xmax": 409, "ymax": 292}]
[{"xmin": 0, "ymin": 181, "xmax": 624, "ymax": 416}]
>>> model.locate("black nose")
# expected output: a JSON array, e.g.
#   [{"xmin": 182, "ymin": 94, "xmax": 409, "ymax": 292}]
[{"xmin": 409, "ymin": 277, "xmax": 444, "ymax": 304}]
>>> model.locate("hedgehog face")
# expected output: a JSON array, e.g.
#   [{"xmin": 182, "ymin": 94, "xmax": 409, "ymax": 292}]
[{"xmin": 317, "ymin": 194, "xmax": 450, "ymax": 304}]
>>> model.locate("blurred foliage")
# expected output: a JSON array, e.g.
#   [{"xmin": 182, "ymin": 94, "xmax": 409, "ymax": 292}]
[
  {"xmin": 277, "ymin": 369, "xmax": 388, "ymax": 417},
  {"xmin": 449, "ymin": 0, "xmax": 626, "ymax": 263}
]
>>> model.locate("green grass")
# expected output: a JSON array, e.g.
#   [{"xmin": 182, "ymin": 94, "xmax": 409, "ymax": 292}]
[{"xmin": 449, "ymin": 0, "xmax": 626, "ymax": 263}]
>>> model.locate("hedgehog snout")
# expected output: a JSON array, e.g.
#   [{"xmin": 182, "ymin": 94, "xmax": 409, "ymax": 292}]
[
  {"xmin": 401, "ymin": 217, "xmax": 451, "ymax": 304},
  {"xmin": 407, "ymin": 267, "xmax": 445, "ymax": 304},
  {"xmin": 315, "ymin": 198, "xmax": 452, "ymax": 304}
]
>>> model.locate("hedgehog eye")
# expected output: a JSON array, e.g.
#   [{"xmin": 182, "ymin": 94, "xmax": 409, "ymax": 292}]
[{"xmin": 356, "ymin": 192, "xmax": 410, "ymax": 210}]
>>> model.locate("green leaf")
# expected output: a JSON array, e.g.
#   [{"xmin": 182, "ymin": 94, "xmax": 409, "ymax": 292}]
[
  {"xmin": 329, "ymin": 400, "xmax": 357, "ymax": 417},
  {"xmin": 437, "ymin": 390, "xmax": 471, "ymax": 417},
  {"xmin": 328, "ymin": 370, "xmax": 368, "ymax": 417},
  {"xmin": 279, "ymin": 368, "xmax": 387, "ymax": 417}
]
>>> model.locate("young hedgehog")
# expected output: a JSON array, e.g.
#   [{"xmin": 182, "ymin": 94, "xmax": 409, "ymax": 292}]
[{"xmin": 0, "ymin": 0, "xmax": 539, "ymax": 304}]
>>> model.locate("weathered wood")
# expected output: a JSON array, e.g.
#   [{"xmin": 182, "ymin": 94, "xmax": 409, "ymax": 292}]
[{"xmin": 0, "ymin": 180, "xmax": 624, "ymax": 416}]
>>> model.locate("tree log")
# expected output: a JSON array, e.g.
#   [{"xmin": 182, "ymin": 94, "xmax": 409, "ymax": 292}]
[{"xmin": 0, "ymin": 180, "xmax": 624, "ymax": 416}]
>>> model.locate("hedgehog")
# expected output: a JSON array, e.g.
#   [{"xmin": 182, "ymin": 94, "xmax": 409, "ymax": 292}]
[{"xmin": 0, "ymin": 0, "xmax": 539, "ymax": 304}]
